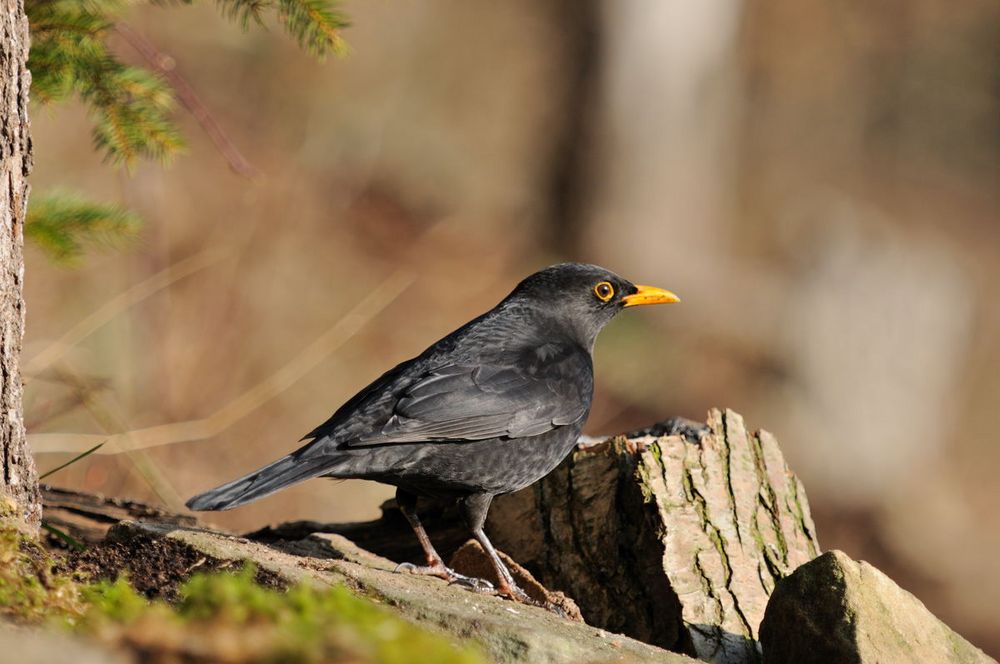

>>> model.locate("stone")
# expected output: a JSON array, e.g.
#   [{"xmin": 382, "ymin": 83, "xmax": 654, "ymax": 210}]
[{"xmin": 760, "ymin": 550, "xmax": 994, "ymax": 664}]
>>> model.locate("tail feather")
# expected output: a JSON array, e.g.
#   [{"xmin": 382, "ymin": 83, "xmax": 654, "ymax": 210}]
[{"xmin": 186, "ymin": 452, "xmax": 337, "ymax": 512}]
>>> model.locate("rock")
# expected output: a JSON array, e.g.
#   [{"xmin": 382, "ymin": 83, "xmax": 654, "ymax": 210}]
[
  {"xmin": 760, "ymin": 550, "xmax": 995, "ymax": 664},
  {"xmin": 107, "ymin": 520, "xmax": 697, "ymax": 664}
]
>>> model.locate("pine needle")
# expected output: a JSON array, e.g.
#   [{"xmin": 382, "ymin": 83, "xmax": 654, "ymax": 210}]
[
  {"xmin": 26, "ymin": 191, "xmax": 142, "ymax": 264},
  {"xmin": 278, "ymin": 0, "xmax": 349, "ymax": 57}
]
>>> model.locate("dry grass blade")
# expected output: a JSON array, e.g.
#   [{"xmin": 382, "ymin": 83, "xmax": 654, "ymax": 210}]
[
  {"xmin": 29, "ymin": 268, "xmax": 415, "ymax": 455},
  {"xmin": 24, "ymin": 248, "xmax": 231, "ymax": 377}
]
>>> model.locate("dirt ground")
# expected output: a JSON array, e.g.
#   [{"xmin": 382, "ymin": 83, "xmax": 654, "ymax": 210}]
[{"xmin": 57, "ymin": 530, "xmax": 287, "ymax": 602}]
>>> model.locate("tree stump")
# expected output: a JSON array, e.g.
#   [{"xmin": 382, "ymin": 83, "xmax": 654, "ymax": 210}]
[{"xmin": 485, "ymin": 408, "xmax": 820, "ymax": 662}]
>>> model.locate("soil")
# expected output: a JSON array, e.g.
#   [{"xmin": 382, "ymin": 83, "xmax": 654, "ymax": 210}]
[{"xmin": 58, "ymin": 530, "xmax": 287, "ymax": 602}]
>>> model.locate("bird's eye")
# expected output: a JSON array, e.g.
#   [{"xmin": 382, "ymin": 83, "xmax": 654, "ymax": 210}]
[{"xmin": 593, "ymin": 281, "xmax": 614, "ymax": 302}]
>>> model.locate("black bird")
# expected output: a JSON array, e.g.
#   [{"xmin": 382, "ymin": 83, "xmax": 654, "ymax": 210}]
[{"xmin": 186, "ymin": 263, "xmax": 679, "ymax": 602}]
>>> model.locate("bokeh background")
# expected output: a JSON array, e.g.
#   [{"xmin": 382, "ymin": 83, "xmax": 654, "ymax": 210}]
[{"xmin": 24, "ymin": 0, "xmax": 999, "ymax": 655}]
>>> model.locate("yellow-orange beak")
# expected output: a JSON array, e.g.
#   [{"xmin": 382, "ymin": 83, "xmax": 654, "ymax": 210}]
[{"xmin": 622, "ymin": 284, "xmax": 681, "ymax": 307}]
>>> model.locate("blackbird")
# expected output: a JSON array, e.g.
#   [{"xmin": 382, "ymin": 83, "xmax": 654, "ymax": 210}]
[{"xmin": 186, "ymin": 263, "xmax": 679, "ymax": 603}]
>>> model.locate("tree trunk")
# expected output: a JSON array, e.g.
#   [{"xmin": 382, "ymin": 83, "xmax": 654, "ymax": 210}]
[{"xmin": 0, "ymin": 0, "xmax": 37, "ymax": 533}]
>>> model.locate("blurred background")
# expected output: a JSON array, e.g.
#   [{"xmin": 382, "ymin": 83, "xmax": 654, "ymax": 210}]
[{"xmin": 24, "ymin": 0, "xmax": 999, "ymax": 655}]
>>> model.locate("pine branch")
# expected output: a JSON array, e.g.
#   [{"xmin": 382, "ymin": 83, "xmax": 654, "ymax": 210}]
[
  {"xmin": 26, "ymin": 191, "xmax": 142, "ymax": 264},
  {"xmin": 216, "ymin": 0, "xmax": 269, "ymax": 30},
  {"xmin": 26, "ymin": 0, "xmax": 349, "ymax": 168},
  {"xmin": 80, "ymin": 60, "xmax": 184, "ymax": 165},
  {"xmin": 27, "ymin": 0, "xmax": 185, "ymax": 165},
  {"xmin": 277, "ymin": 0, "xmax": 349, "ymax": 57},
  {"xmin": 28, "ymin": 12, "xmax": 109, "ymax": 103}
]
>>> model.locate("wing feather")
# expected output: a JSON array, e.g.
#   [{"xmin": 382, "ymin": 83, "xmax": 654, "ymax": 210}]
[{"xmin": 347, "ymin": 343, "xmax": 591, "ymax": 446}]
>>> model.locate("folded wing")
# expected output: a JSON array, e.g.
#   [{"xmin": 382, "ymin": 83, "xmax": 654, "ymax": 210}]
[{"xmin": 349, "ymin": 344, "xmax": 592, "ymax": 445}]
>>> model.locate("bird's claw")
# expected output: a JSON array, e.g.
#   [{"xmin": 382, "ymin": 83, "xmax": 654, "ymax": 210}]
[
  {"xmin": 397, "ymin": 562, "xmax": 568, "ymax": 617},
  {"xmin": 498, "ymin": 582, "xmax": 567, "ymax": 618},
  {"xmin": 498, "ymin": 584, "xmax": 533, "ymax": 605},
  {"xmin": 448, "ymin": 574, "xmax": 495, "ymax": 593},
  {"xmin": 394, "ymin": 561, "xmax": 451, "ymax": 581},
  {"xmin": 395, "ymin": 561, "xmax": 494, "ymax": 592}
]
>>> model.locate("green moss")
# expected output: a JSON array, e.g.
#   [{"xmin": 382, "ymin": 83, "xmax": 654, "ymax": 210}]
[
  {"xmin": 78, "ymin": 576, "xmax": 150, "ymax": 624},
  {"xmin": 77, "ymin": 565, "xmax": 484, "ymax": 663},
  {"xmin": 0, "ymin": 528, "xmax": 84, "ymax": 623},
  {"xmin": 649, "ymin": 440, "xmax": 664, "ymax": 466},
  {"xmin": 0, "ymin": 529, "xmax": 484, "ymax": 663}
]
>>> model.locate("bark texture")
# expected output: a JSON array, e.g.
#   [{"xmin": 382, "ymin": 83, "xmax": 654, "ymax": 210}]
[
  {"xmin": 0, "ymin": 0, "xmax": 36, "ymax": 532},
  {"xmin": 485, "ymin": 408, "xmax": 820, "ymax": 662}
]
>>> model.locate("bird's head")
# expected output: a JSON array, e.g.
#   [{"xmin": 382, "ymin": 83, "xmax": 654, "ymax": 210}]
[{"xmin": 506, "ymin": 263, "xmax": 679, "ymax": 349}]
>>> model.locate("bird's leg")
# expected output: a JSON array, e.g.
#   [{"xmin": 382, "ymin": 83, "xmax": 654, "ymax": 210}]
[
  {"xmin": 470, "ymin": 527, "xmax": 534, "ymax": 603},
  {"xmin": 459, "ymin": 494, "xmax": 535, "ymax": 604},
  {"xmin": 394, "ymin": 489, "xmax": 493, "ymax": 591},
  {"xmin": 395, "ymin": 489, "xmax": 449, "ymax": 578}
]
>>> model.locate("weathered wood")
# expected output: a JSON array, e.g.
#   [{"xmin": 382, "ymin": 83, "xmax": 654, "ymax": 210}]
[
  {"xmin": 41, "ymin": 485, "xmax": 199, "ymax": 544},
  {"xmin": 248, "ymin": 498, "xmax": 470, "ymax": 562},
  {"xmin": 0, "ymin": 0, "xmax": 37, "ymax": 532},
  {"xmin": 485, "ymin": 408, "xmax": 820, "ymax": 662}
]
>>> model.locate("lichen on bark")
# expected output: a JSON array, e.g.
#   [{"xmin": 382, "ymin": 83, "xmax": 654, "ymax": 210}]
[{"xmin": 486, "ymin": 408, "xmax": 820, "ymax": 663}]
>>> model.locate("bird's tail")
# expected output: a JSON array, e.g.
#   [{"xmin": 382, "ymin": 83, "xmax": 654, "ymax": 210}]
[{"xmin": 186, "ymin": 452, "xmax": 338, "ymax": 512}]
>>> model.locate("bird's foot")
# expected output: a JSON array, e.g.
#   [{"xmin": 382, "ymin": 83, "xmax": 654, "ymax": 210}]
[
  {"xmin": 394, "ymin": 561, "xmax": 452, "ymax": 580},
  {"xmin": 448, "ymin": 573, "xmax": 495, "ymax": 593},
  {"xmin": 394, "ymin": 561, "xmax": 495, "ymax": 592},
  {"xmin": 496, "ymin": 581, "xmax": 568, "ymax": 618},
  {"xmin": 629, "ymin": 416, "xmax": 710, "ymax": 443}
]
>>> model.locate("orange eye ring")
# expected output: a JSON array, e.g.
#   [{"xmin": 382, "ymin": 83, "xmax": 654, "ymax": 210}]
[{"xmin": 593, "ymin": 281, "xmax": 614, "ymax": 302}]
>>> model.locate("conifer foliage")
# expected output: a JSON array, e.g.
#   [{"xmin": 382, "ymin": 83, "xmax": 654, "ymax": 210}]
[
  {"xmin": 25, "ymin": 192, "xmax": 142, "ymax": 264},
  {"xmin": 24, "ymin": 0, "xmax": 347, "ymax": 262}
]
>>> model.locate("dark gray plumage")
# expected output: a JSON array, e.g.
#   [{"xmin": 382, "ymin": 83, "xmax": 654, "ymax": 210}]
[{"xmin": 186, "ymin": 262, "xmax": 679, "ymax": 604}]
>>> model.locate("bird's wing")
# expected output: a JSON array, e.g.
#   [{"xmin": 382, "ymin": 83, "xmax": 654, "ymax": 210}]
[{"xmin": 347, "ymin": 343, "xmax": 592, "ymax": 445}]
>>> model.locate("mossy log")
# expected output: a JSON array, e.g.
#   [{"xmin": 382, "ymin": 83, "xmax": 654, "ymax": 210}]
[{"xmin": 105, "ymin": 520, "xmax": 696, "ymax": 664}]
